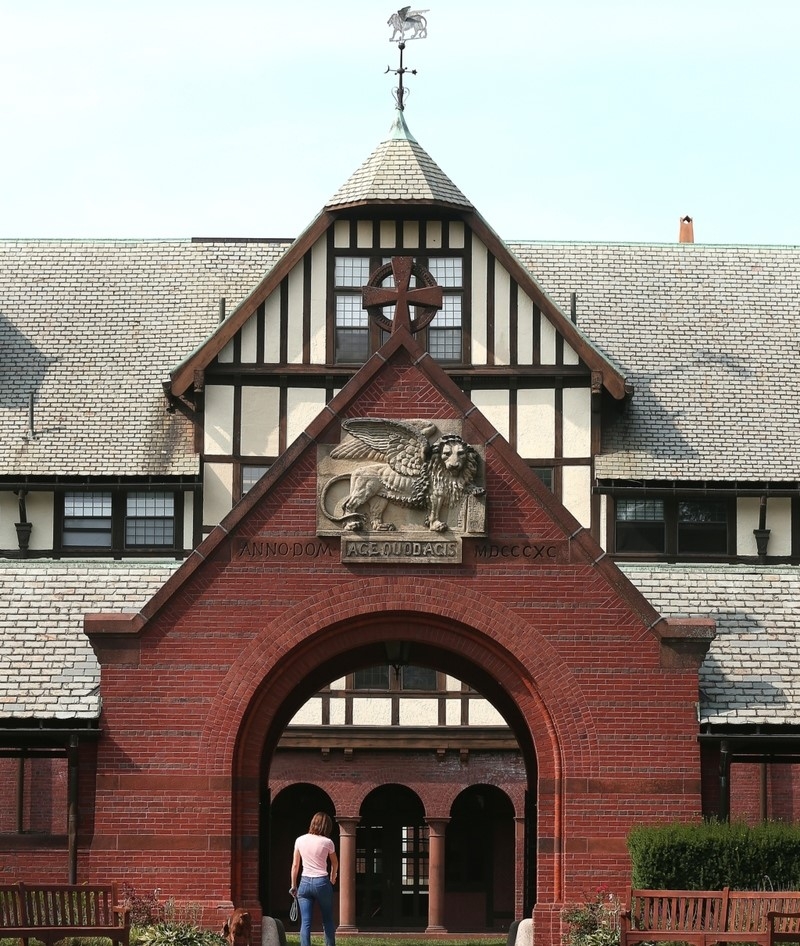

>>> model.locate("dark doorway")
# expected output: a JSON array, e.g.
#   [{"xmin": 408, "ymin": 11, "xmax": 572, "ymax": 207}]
[
  {"xmin": 269, "ymin": 783, "xmax": 337, "ymax": 927},
  {"xmin": 357, "ymin": 785, "xmax": 428, "ymax": 928},
  {"xmin": 445, "ymin": 784, "xmax": 515, "ymax": 931}
]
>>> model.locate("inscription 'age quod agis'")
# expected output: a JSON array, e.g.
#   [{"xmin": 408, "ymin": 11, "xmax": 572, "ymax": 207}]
[{"xmin": 318, "ymin": 418, "xmax": 486, "ymax": 535}]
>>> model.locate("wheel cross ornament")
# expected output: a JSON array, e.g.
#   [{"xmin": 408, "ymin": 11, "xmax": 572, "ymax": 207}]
[{"xmin": 361, "ymin": 257, "xmax": 443, "ymax": 335}]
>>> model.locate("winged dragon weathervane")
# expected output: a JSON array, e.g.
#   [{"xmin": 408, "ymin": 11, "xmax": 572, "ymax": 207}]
[{"xmin": 386, "ymin": 6, "xmax": 429, "ymax": 110}]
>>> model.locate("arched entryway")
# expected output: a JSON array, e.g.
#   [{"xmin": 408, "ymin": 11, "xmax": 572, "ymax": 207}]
[
  {"xmin": 268, "ymin": 784, "xmax": 338, "ymax": 925},
  {"xmin": 253, "ymin": 631, "xmax": 540, "ymax": 929},
  {"xmin": 356, "ymin": 785, "xmax": 428, "ymax": 929},
  {"xmin": 201, "ymin": 578, "xmax": 595, "ymax": 932},
  {"xmin": 446, "ymin": 785, "xmax": 516, "ymax": 931}
]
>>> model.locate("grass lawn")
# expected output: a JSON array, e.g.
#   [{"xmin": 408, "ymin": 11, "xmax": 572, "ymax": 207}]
[
  {"xmin": 1, "ymin": 935, "xmax": 508, "ymax": 946},
  {"xmin": 286, "ymin": 938, "xmax": 506, "ymax": 946}
]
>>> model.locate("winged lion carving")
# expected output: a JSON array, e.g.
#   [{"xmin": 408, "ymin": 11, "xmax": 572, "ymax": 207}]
[{"xmin": 320, "ymin": 418, "xmax": 484, "ymax": 533}]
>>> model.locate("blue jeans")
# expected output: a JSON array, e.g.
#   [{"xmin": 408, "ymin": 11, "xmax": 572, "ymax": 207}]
[{"xmin": 298, "ymin": 875, "xmax": 335, "ymax": 946}]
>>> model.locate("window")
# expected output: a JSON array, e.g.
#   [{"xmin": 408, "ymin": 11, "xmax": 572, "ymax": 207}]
[
  {"xmin": 531, "ymin": 467, "xmax": 554, "ymax": 490},
  {"xmin": 333, "ymin": 254, "xmax": 465, "ymax": 364},
  {"xmin": 678, "ymin": 501, "xmax": 728, "ymax": 554},
  {"xmin": 125, "ymin": 492, "xmax": 175, "ymax": 548},
  {"xmin": 400, "ymin": 666, "xmax": 437, "ymax": 690},
  {"xmin": 60, "ymin": 489, "xmax": 181, "ymax": 554},
  {"xmin": 352, "ymin": 665, "xmax": 439, "ymax": 691},
  {"xmin": 334, "ymin": 257, "xmax": 371, "ymax": 363},
  {"xmin": 242, "ymin": 465, "xmax": 270, "ymax": 494},
  {"xmin": 614, "ymin": 497, "xmax": 731, "ymax": 557},
  {"xmin": 426, "ymin": 257, "xmax": 463, "ymax": 362},
  {"xmin": 353, "ymin": 666, "xmax": 391, "ymax": 690},
  {"xmin": 615, "ymin": 499, "xmax": 665, "ymax": 553},
  {"xmin": 63, "ymin": 491, "xmax": 112, "ymax": 547}
]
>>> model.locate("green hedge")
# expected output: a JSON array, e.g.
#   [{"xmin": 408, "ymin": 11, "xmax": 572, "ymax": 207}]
[{"xmin": 627, "ymin": 821, "xmax": 800, "ymax": 890}]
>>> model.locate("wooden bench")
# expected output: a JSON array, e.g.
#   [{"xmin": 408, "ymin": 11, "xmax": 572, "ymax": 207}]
[
  {"xmin": 620, "ymin": 888, "xmax": 800, "ymax": 946},
  {"xmin": 0, "ymin": 882, "xmax": 130, "ymax": 946}
]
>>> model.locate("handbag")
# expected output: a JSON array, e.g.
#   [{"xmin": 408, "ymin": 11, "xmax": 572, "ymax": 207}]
[{"xmin": 289, "ymin": 894, "xmax": 298, "ymax": 923}]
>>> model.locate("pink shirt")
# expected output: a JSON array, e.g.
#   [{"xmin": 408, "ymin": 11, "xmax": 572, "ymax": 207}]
[{"xmin": 294, "ymin": 833, "xmax": 334, "ymax": 877}]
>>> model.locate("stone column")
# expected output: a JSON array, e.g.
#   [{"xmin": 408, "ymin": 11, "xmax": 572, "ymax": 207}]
[
  {"xmin": 514, "ymin": 815, "xmax": 526, "ymax": 919},
  {"xmin": 336, "ymin": 817, "xmax": 360, "ymax": 932},
  {"xmin": 425, "ymin": 817, "xmax": 450, "ymax": 933}
]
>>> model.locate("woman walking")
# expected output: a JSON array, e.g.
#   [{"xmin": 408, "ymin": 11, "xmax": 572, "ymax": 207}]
[{"xmin": 290, "ymin": 812, "xmax": 339, "ymax": 946}]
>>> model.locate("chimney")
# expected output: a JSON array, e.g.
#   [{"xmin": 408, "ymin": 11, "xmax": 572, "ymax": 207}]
[{"xmin": 679, "ymin": 215, "xmax": 694, "ymax": 243}]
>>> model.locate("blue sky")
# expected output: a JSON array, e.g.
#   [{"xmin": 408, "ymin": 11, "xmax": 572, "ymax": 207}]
[{"xmin": 1, "ymin": 0, "xmax": 798, "ymax": 244}]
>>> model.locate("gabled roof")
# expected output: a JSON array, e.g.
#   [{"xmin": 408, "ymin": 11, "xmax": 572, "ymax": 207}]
[
  {"xmin": 324, "ymin": 111, "xmax": 473, "ymax": 210},
  {"xmin": 87, "ymin": 322, "xmax": 706, "ymax": 688},
  {"xmin": 168, "ymin": 116, "xmax": 629, "ymax": 400}
]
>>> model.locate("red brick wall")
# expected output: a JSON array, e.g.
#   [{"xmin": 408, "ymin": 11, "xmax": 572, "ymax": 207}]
[
  {"xmin": 6, "ymin": 350, "xmax": 721, "ymax": 943},
  {"xmin": 0, "ymin": 756, "xmax": 67, "ymax": 834},
  {"xmin": 730, "ymin": 763, "xmax": 800, "ymax": 823}
]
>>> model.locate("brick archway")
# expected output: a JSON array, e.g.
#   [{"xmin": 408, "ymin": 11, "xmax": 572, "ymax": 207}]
[{"xmin": 199, "ymin": 575, "xmax": 602, "ymax": 913}]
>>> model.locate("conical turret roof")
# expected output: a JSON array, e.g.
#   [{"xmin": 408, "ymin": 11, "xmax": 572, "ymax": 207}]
[{"xmin": 325, "ymin": 111, "xmax": 473, "ymax": 210}]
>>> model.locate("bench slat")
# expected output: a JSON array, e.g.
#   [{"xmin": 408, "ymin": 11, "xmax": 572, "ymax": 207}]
[{"xmin": 0, "ymin": 886, "xmax": 27, "ymax": 927}]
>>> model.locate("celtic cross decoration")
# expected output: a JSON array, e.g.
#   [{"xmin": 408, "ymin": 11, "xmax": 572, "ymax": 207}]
[{"xmin": 361, "ymin": 257, "xmax": 443, "ymax": 335}]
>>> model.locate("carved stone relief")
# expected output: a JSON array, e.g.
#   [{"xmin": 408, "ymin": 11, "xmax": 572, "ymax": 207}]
[{"xmin": 317, "ymin": 419, "xmax": 486, "ymax": 560}]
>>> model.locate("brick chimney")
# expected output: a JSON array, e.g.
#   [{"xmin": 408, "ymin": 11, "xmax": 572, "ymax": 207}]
[{"xmin": 679, "ymin": 215, "xmax": 694, "ymax": 243}]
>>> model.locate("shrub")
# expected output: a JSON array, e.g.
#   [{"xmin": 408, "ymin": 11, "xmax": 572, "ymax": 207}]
[
  {"xmin": 627, "ymin": 821, "xmax": 800, "ymax": 890},
  {"xmin": 122, "ymin": 886, "xmax": 165, "ymax": 926},
  {"xmin": 562, "ymin": 884, "xmax": 621, "ymax": 946}
]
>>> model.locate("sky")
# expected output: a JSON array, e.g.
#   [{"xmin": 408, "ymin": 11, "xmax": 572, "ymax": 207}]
[{"xmin": 1, "ymin": 0, "xmax": 799, "ymax": 245}]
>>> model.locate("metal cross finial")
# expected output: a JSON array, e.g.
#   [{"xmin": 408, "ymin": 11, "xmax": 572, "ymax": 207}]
[{"xmin": 386, "ymin": 7, "xmax": 429, "ymax": 111}]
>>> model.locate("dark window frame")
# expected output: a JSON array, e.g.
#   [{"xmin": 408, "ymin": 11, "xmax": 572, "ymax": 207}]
[
  {"xmin": 55, "ymin": 488, "xmax": 184, "ymax": 557},
  {"xmin": 611, "ymin": 495, "xmax": 735, "ymax": 560},
  {"xmin": 350, "ymin": 665, "xmax": 442, "ymax": 693}
]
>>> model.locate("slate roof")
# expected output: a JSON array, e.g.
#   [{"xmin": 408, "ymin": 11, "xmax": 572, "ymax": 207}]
[
  {"xmin": 325, "ymin": 112, "xmax": 473, "ymax": 210},
  {"xmin": 621, "ymin": 564, "xmax": 800, "ymax": 725},
  {"xmin": 3, "ymin": 239, "xmax": 797, "ymax": 481},
  {"xmin": 0, "ymin": 560, "xmax": 179, "ymax": 719},
  {"xmin": 509, "ymin": 241, "xmax": 800, "ymax": 482},
  {"xmin": 0, "ymin": 239, "xmax": 290, "ymax": 477},
  {"xmin": 1, "ymin": 558, "xmax": 795, "ymax": 724}
]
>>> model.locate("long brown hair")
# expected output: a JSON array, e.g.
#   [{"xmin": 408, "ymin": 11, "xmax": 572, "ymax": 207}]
[{"xmin": 308, "ymin": 812, "xmax": 333, "ymax": 837}]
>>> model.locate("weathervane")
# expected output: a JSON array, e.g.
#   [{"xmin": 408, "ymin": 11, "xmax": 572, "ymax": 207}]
[{"xmin": 386, "ymin": 7, "xmax": 429, "ymax": 111}]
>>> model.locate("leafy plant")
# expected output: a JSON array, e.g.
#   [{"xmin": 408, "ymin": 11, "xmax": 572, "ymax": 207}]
[
  {"xmin": 131, "ymin": 923, "xmax": 225, "ymax": 946},
  {"xmin": 562, "ymin": 884, "xmax": 621, "ymax": 946}
]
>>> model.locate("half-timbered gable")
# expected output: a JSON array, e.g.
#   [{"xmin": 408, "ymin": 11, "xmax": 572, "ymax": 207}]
[{"xmin": 172, "ymin": 114, "xmax": 627, "ymax": 534}]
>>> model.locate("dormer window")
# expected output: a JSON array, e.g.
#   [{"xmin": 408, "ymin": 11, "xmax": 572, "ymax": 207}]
[
  {"xmin": 613, "ymin": 496, "xmax": 732, "ymax": 557},
  {"xmin": 58, "ymin": 489, "xmax": 180, "ymax": 555}
]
